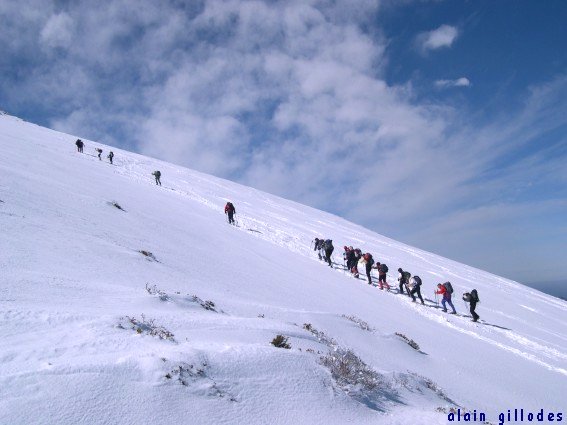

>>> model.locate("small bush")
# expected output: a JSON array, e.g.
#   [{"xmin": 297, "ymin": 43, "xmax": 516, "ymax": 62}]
[
  {"xmin": 395, "ymin": 332, "xmax": 420, "ymax": 351},
  {"xmin": 321, "ymin": 347, "xmax": 386, "ymax": 392},
  {"xmin": 110, "ymin": 201, "xmax": 125, "ymax": 211},
  {"xmin": 342, "ymin": 314, "xmax": 374, "ymax": 332},
  {"xmin": 146, "ymin": 283, "xmax": 169, "ymax": 301},
  {"xmin": 118, "ymin": 314, "xmax": 175, "ymax": 342},
  {"xmin": 190, "ymin": 295, "xmax": 217, "ymax": 311},
  {"xmin": 400, "ymin": 372, "xmax": 456, "ymax": 405},
  {"xmin": 163, "ymin": 360, "xmax": 232, "ymax": 399},
  {"xmin": 271, "ymin": 335, "xmax": 291, "ymax": 349},
  {"xmin": 139, "ymin": 250, "xmax": 158, "ymax": 261},
  {"xmin": 303, "ymin": 323, "xmax": 337, "ymax": 348}
]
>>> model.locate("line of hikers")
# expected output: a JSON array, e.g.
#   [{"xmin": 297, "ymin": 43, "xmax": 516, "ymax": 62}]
[
  {"xmin": 75, "ymin": 139, "xmax": 162, "ymax": 186},
  {"xmin": 73, "ymin": 137, "xmax": 481, "ymax": 323},
  {"xmin": 312, "ymin": 238, "xmax": 481, "ymax": 322}
]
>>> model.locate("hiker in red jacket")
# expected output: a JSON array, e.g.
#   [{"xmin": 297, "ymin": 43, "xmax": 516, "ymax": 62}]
[
  {"xmin": 435, "ymin": 283, "xmax": 457, "ymax": 314},
  {"xmin": 224, "ymin": 202, "xmax": 236, "ymax": 225}
]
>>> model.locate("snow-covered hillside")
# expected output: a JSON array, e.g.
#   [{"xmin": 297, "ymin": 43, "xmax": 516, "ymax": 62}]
[{"xmin": 1, "ymin": 114, "xmax": 565, "ymax": 425}]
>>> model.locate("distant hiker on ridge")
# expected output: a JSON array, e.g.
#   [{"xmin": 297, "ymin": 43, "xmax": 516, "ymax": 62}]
[
  {"xmin": 463, "ymin": 289, "xmax": 480, "ymax": 322},
  {"xmin": 436, "ymin": 282, "xmax": 457, "ymax": 314},
  {"xmin": 361, "ymin": 253, "xmax": 374, "ymax": 285},
  {"xmin": 343, "ymin": 246, "xmax": 350, "ymax": 270},
  {"xmin": 322, "ymin": 239, "xmax": 334, "ymax": 267},
  {"xmin": 152, "ymin": 170, "xmax": 161, "ymax": 186},
  {"xmin": 96, "ymin": 148, "xmax": 103, "ymax": 160},
  {"xmin": 409, "ymin": 275, "xmax": 425, "ymax": 304},
  {"xmin": 224, "ymin": 201, "xmax": 236, "ymax": 225},
  {"xmin": 351, "ymin": 248, "xmax": 362, "ymax": 278},
  {"xmin": 107, "ymin": 151, "xmax": 114, "ymax": 164},
  {"xmin": 313, "ymin": 238, "xmax": 324, "ymax": 260},
  {"xmin": 75, "ymin": 139, "xmax": 84, "ymax": 153},
  {"xmin": 374, "ymin": 262, "xmax": 390, "ymax": 290},
  {"xmin": 397, "ymin": 268, "xmax": 411, "ymax": 295},
  {"xmin": 345, "ymin": 246, "xmax": 355, "ymax": 273}
]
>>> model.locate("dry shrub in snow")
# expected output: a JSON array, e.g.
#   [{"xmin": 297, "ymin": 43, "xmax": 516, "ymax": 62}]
[
  {"xmin": 271, "ymin": 335, "xmax": 291, "ymax": 349},
  {"xmin": 303, "ymin": 323, "xmax": 337, "ymax": 347},
  {"xmin": 342, "ymin": 314, "xmax": 374, "ymax": 332},
  {"xmin": 321, "ymin": 347, "xmax": 385, "ymax": 392},
  {"xmin": 118, "ymin": 314, "xmax": 175, "ymax": 342},
  {"xmin": 164, "ymin": 361, "xmax": 235, "ymax": 401},
  {"xmin": 145, "ymin": 283, "xmax": 170, "ymax": 301},
  {"xmin": 139, "ymin": 250, "xmax": 158, "ymax": 261},
  {"xmin": 395, "ymin": 332, "xmax": 420, "ymax": 351},
  {"xmin": 109, "ymin": 201, "xmax": 125, "ymax": 211},
  {"xmin": 396, "ymin": 372, "xmax": 456, "ymax": 405},
  {"xmin": 190, "ymin": 295, "xmax": 217, "ymax": 311}
]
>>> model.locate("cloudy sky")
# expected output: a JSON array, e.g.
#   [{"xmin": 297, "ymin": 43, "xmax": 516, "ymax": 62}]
[{"xmin": 1, "ymin": 0, "xmax": 566, "ymax": 288}]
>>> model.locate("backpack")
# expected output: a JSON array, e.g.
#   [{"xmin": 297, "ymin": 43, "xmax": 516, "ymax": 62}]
[
  {"xmin": 471, "ymin": 289, "xmax": 480, "ymax": 302},
  {"xmin": 154, "ymin": 170, "xmax": 161, "ymax": 177},
  {"xmin": 363, "ymin": 253, "xmax": 374, "ymax": 266},
  {"xmin": 412, "ymin": 276, "xmax": 422, "ymax": 286},
  {"xmin": 226, "ymin": 202, "xmax": 234, "ymax": 212},
  {"xmin": 443, "ymin": 282, "xmax": 454, "ymax": 294},
  {"xmin": 380, "ymin": 264, "xmax": 388, "ymax": 273},
  {"xmin": 402, "ymin": 271, "xmax": 411, "ymax": 282},
  {"xmin": 324, "ymin": 239, "xmax": 333, "ymax": 250}
]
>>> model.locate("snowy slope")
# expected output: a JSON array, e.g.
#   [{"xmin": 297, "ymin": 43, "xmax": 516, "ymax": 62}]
[{"xmin": 0, "ymin": 113, "xmax": 565, "ymax": 425}]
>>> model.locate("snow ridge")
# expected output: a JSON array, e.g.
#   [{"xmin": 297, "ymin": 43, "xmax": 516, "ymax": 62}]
[{"xmin": 0, "ymin": 114, "xmax": 565, "ymax": 425}]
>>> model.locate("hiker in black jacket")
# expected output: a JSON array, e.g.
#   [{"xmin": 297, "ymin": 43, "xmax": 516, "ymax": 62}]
[
  {"xmin": 362, "ymin": 253, "xmax": 374, "ymax": 285},
  {"xmin": 323, "ymin": 239, "xmax": 334, "ymax": 267},
  {"xmin": 463, "ymin": 289, "xmax": 480, "ymax": 322},
  {"xmin": 398, "ymin": 268, "xmax": 410, "ymax": 295},
  {"xmin": 345, "ymin": 246, "xmax": 356, "ymax": 272}
]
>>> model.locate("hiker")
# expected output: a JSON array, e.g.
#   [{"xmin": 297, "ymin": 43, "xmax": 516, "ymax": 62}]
[
  {"xmin": 313, "ymin": 238, "xmax": 324, "ymax": 260},
  {"xmin": 362, "ymin": 253, "xmax": 374, "ymax": 285},
  {"xmin": 351, "ymin": 248, "xmax": 362, "ymax": 277},
  {"xmin": 152, "ymin": 170, "xmax": 162, "ymax": 186},
  {"xmin": 96, "ymin": 148, "xmax": 102, "ymax": 160},
  {"xmin": 436, "ymin": 282, "xmax": 457, "ymax": 314},
  {"xmin": 342, "ymin": 246, "xmax": 350, "ymax": 269},
  {"xmin": 397, "ymin": 268, "xmax": 411, "ymax": 295},
  {"xmin": 374, "ymin": 262, "xmax": 390, "ymax": 290},
  {"xmin": 224, "ymin": 201, "xmax": 236, "ymax": 225},
  {"xmin": 409, "ymin": 275, "xmax": 425, "ymax": 304},
  {"xmin": 463, "ymin": 289, "xmax": 480, "ymax": 322},
  {"xmin": 107, "ymin": 151, "xmax": 114, "ymax": 164},
  {"xmin": 345, "ymin": 246, "xmax": 356, "ymax": 273},
  {"xmin": 75, "ymin": 139, "xmax": 84, "ymax": 153},
  {"xmin": 313, "ymin": 238, "xmax": 320, "ymax": 259},
  {"xmin": 322, "ymin": 239, "xmax": 334, "ymax": 267}
]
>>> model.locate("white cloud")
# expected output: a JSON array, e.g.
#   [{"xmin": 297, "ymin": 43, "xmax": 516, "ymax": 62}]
[
  {"xmin": 40, "ymin": 12, "xmax": 74, "ymax": 50},
  {"xmin": 435, "ymin": 77, "xmax": 471, "ymax": 88},
  {"xmin": 417, "ymin": 24, "xmax": 459, "ymax": 51}
]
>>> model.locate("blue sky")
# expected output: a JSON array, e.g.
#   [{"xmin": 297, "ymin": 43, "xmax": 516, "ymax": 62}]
[{"xmin": 1, "ymin": 0, "xmax": 566, "ymax": 289}]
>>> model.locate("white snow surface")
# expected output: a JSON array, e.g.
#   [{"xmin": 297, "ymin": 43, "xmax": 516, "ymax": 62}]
[{"xmin": 0, "ymin": 114, "xmax": 565, "ymax": 425}]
